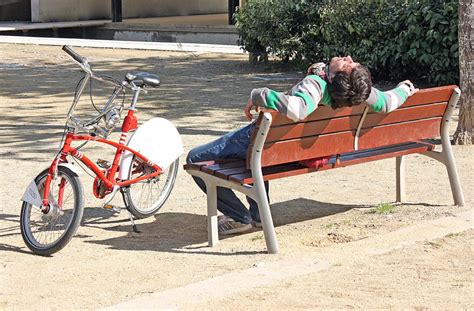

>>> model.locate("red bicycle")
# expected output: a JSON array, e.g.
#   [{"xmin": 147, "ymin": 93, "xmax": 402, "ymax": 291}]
[{"xmin": 20, "ymin": 46, "xmax": 183, "ymax": 256}]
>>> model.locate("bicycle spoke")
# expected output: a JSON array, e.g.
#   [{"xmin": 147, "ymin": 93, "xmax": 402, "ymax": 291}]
[{"xmin": 125, "ymin": 158, "xmax": 177, "ymax": 218}]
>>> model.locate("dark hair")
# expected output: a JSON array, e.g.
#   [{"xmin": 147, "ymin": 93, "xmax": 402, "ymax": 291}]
[{"xmin": 327, "ymin": 65, "xmax": 372, "ymax": 109}]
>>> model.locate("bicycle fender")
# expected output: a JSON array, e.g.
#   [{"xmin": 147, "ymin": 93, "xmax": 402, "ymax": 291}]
[
  {"xmin": 21, "ymin": 179, "xmax": 42, "ymax": 207},
  {"xmin": 119, "ymin": 117, "xmax": 183, "ymax": 180},
  {"xmin": 21, "ymin": 164, "xmax": 80, "ymax": 207},
  {"xmin": 59, "ymin": 163, "xmax": 81, "ymax": 176}
]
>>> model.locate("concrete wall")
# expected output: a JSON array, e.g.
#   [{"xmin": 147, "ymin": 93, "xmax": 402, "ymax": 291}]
[
  {"xmin": 123, "ymin": 0, "xmax": 227, "ymax": 18},
  {"xmin": 31, "ymin": 0, "xmax": 227, "ymax": 22},
  {"xmin": 31, "ymin": 0, "xmax": 109, "ymax": 22},
  {"xmin": 0, "ymin": 0, "xmax": 30, "ymax": 21}
]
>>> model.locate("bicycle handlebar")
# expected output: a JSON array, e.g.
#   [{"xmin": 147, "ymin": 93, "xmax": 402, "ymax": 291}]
[
  {"xmin": 62, "ymin": 46, "xmax": 122, "ymax": 89},
  {"xmin": 62, "ymin": 45, "xmax": 86, "ymax": 64}
]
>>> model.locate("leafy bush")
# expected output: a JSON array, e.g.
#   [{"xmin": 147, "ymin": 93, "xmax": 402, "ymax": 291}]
[
  {"xmin": 394, "ymin": 0, "xmax": 459, "ymax": 84},
  {"xmin": 236, "ymin": 0, "xmax": 459, "ymax": 85},
  {"xmin": 317, "ymin": 0, "xmax": 405, "ymax": 79},
  {"xmin": 236, "ymin": 0, "xmax": 324, "ymax": 62},
  {"xmin": 235, "ymin": 0, "xmax": 270, "ymax": 56}
]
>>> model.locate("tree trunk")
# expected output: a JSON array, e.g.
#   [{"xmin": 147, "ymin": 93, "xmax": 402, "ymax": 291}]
[{"xmin": 453, "ymin": 0, "xmax": 473, "ymax": 144}]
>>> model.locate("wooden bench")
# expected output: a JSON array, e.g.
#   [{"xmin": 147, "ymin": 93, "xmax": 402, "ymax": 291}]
[{"xmin": 184, "ymin": 85, "xmax": 465, "ymax": 254}]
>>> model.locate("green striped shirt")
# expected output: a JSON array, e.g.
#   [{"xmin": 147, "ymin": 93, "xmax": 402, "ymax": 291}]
[{"xmin": 250, "ymin": 75, "xmax": 411, "ymax": 121}]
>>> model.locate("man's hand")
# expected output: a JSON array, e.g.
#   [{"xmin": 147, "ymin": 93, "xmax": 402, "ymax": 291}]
[
  {"xmin": 307, "ymin": 62, "xmax": 326, "ymax": 78},
  {"xmin": 244, "ymin": 98, "xmax": 259, "ymax": 121},
  {"xmin": 398, "ymin": 80, "xmax": 419, "ymax": 96}
]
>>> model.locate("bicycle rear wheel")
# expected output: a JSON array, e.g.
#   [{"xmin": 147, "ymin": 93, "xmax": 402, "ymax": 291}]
[
  {"xmin": 122, "ymin": 156, "xmax": 178, "ymax": 219},
  {"xmin": 20, "ymin": 166, "xmax": 84, "ymax": 256}
]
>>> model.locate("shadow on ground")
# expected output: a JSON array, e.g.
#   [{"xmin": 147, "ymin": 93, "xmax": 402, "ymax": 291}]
[
  {"xmin": 85, "ymin": 198, "xmax": 367, "ymax": 255},
  {"xmin": 0, "ymin": 198, "xmax": 451, "ymax": 256},
  {"xmin": 1, "ymin": 51, "xmax": 300, "ymax": 161}
]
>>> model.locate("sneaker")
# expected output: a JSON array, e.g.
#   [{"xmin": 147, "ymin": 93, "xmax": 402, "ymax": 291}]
[
  {"xmin": 251, "ymin": 220, "xmax": 262, "ymax": 228},
  {"xmin": 218, "ymin": 215, "xmax": 252, "ymax": 235}
]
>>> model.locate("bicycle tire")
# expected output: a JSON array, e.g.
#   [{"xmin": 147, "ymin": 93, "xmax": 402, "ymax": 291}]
[
  {"xmin": 122, "ymin": 157, "xmax": 178, "ymax": 219},
  {"xmin": 20, "ymin": 166, "xmax": 84, "ymax": 256}
]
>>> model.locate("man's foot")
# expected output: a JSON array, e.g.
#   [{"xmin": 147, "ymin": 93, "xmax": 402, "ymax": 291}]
[
  {"xmin": 218, "ymin": 215, "xmax": 252, "ymax": 235},
  {"xmin": 251, "ymin": 220, "xmax": 262, "ymax": 228}
]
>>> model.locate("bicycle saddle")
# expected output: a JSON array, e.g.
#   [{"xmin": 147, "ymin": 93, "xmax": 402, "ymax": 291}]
[{"xmin": 125, "ymin": 72, "xmax": 161, "ymax": 88}]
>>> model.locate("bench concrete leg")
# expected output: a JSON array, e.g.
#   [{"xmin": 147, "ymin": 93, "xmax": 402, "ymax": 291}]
[
  {"xmin": 439, "ymin": 88, "xmax": 465, "ymax": 206},
  {"xmin": 442, "ymin": 147, "xmax": 466, "ymax": 207},
  {"xmin": 396, "ymin": 156, "xmax": 405, "ymax": 203},
  {"xmin": 206, "ymin": 182, "xmax": 219, "ymax": 246},
  {"xmin": 423, "ymin": 149, "xmax": 466, "ymax": 207},
  {"xmin": 255, "ymin": 183, "xmax": 279, "ymax": 254}
]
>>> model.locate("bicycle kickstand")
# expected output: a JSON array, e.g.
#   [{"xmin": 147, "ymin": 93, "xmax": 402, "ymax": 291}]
[
  {"xmin": 127, "ymin": 210, "xmax": 141, "ymax": 233},
  {"xmin": 119, "ymin": 188, "xmax": 141, "ymax": 233}
]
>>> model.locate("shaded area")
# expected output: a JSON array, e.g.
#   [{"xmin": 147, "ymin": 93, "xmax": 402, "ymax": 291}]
[
  {"xmin": 0, "ymin": 213, "xmax": 21, "ymax": 239},
  {"xmin": 0, "ymin": 0, "xmax": 30, "ymax": 21},
  {"xmin": 0, "ymin": 47, "xmax": 301, "ymax": 161},
  {"xmin": 85, "ymin": 198, "xmax": 364, "ymax": 254}
]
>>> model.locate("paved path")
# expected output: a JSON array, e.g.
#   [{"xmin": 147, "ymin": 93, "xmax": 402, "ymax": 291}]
[{"xmin": 104, "ymin": 210, "xmax": 472, "ymax": 309}]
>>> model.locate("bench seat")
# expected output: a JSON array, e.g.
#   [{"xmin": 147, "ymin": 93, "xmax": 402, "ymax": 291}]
[{"xmin": 184, "ymin": 141, "xmax": 434, "ymax": 184}]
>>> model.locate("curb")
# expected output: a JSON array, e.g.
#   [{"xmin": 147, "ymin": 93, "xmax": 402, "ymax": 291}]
[{"xmin": 0, "ymin": 35, "xmax": 244, "ymax": 54}]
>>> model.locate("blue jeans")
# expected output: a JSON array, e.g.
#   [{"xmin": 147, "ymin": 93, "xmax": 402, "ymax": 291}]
[{"xmin": 186, "ymin": 122, "xmax": 269, "ymax": 224}]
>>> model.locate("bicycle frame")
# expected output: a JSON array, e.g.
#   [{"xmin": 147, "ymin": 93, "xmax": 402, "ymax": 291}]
[{"xmin": 41, "ymin": 112, "xmax": 163, "ymax": 210}]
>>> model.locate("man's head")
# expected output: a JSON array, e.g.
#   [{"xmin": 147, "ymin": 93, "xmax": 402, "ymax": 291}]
[{"xmin": 326, "ymin": 56, "xmax": 372, "ymax": 109}]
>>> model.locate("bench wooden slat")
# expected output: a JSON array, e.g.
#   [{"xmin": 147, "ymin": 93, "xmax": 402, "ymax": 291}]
[
  {"xmin": 358, "ymin": 117, "xmax": 441, "ymax": 150},
  {"xmin": 230, "ymin": 142, "xmax": 434, "ymax": 184},
  {"xmin": 257, "ymin": 131, "xmax": 356, "ymax": 167},
  {"xmin": 268, "ymin": 105, "xmax": 366, "ymax": 126},
  {"xmin": 403, "ymin": 85, "xmax": 456, "ymax": 107},
  {"xmin": 214, "ymin": 166, "xmax": 248, "ymax": 179},
  {"xmin": 183, "ymin": 161, "xmax": 215, "ymax": 171},
  {"xmin": 184, "ymin": 160, "xmax": 246, "ymax": 173},
  {"xmin": 363, "ymin": 102, "xmax": 447, "ymax": 128},
  {"xmin": 201, "ymin": 160, "xmax": 246, "ymax": 174},
  {"xmin": 265, "ymin": 115, "xmax": 361, "ymax": 142}
]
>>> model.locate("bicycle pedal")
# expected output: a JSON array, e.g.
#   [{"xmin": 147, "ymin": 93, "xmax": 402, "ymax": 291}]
[
  {"xmin": 102, "ymin": 204, "xmax": 121, "ymax": 213},
  {"xmin": 97, "ymin": 158, "xmax": 111, "ymax": 169}
]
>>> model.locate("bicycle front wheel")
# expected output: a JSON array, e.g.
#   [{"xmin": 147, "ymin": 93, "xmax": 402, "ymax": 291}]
[
  {"xmin": 123, "ymin": 156, "xmax": 178, "ymax": 219},
  {"xmin": 20, "ymin": 166, "xmax": 84, "ymax": 256}
]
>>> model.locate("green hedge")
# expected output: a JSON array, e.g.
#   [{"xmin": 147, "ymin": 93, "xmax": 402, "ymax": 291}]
[
  {"xmin": 235, "ymin": 0, "xmax": 459, "ymax": 85},
  {"xmin": 236, "ymin": 0, "xmax": 324, "ymax": 62}
]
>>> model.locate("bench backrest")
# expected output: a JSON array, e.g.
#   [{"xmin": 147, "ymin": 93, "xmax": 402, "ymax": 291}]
[{"xmin": 248, "ymin": 85, "xmax": 458, "ymax": 168}]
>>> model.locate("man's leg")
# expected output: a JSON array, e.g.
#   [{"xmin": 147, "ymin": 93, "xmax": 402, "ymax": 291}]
[{"xmin": 186, "ymin": 123, "xmax": 254, "ymax": 225}]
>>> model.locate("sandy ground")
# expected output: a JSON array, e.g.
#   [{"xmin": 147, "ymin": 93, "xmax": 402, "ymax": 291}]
[{"xmin": 0, "ymin": 44, "xmax": 472, "ymax": 310}]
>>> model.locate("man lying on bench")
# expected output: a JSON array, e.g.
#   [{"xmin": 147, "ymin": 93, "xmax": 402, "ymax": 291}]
[{"xmin": 186, "ymin": 56, "xmax": 419, "ymax": 235}]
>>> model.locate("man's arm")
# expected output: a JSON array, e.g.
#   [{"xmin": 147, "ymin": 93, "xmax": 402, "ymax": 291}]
[
  {"xmin": 246, "ymin": 75, "xmax": 331, "ymax": 121},
  {"xmin": 366, "ymin": 80, "xmax": 418, "ymax": 113}
]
